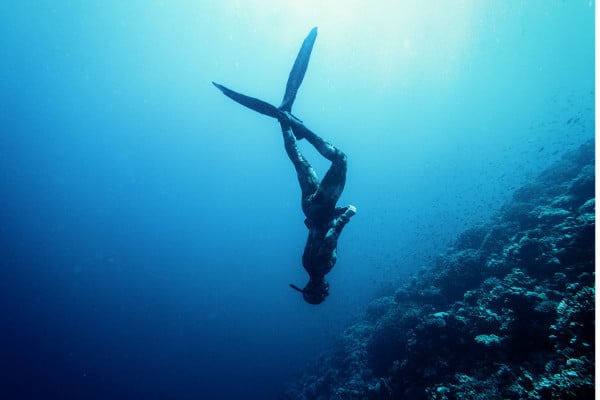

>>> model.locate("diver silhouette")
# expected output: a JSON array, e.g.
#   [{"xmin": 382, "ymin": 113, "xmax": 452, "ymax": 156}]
[{"xmin": 213, "ymin": 27, "xmax": 356, "ymax": 305}]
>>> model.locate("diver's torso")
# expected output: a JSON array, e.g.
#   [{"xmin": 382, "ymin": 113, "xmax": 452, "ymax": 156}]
[{"xmin": 302, "ymin": 223, "xmax": 336, "ymax": 278}]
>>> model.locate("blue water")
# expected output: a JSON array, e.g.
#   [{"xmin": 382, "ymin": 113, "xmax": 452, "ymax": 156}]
[{"xmin": 0, "ymin": 2, "xmax": 593, "ymax": 399}]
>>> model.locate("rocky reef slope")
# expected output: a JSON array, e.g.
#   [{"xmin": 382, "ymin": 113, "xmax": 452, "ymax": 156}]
[{"xmin": 282, "ymin": 140, "xmax": 594, "ymax": 400}]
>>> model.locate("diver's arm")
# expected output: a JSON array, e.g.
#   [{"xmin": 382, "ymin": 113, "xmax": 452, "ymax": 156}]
[{"xmin": 320, "ymin": 206, "xmax": 356, "ymax": 253}]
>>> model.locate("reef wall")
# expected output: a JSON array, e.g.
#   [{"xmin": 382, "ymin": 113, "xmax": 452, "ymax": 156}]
[{"xmin": 282, "ymin": 139, "xmax": 594, "ymax": 400}]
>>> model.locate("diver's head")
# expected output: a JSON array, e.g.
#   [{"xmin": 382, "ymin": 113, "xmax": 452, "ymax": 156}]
[{"xmin": 290, "ymin": 279, "xmax": 329, "ymax": 305}]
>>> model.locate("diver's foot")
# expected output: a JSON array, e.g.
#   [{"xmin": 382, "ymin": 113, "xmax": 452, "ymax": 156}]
[
  {"xmin": 284, "ymin": 111, "xmax": 305, "ymax": 140},
  {"xmin": 278, "ymin": 111, "xmax": 292, "ymax": 131}
]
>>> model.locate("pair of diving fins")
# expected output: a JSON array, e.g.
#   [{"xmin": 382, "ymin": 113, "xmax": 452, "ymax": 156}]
[{"xmin": 212, "ymin": 27, "xmax": 318, "ymax": 120}]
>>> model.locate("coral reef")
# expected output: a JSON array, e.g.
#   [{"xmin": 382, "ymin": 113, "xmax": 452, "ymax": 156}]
[{"xmin": 282, "ymin": 140, "xmax": 594, "ymax": 400}]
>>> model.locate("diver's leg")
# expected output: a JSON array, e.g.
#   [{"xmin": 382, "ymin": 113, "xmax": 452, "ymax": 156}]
[
  {"xmin": 313, "ymin": 147, "xmax": 348, "ymax": 208},
  {"xmin": 285, "ymin": 115, "xmax": 348, "ymax": 205},
  {"xmin": 288, "ymin": 117, "xmax": 343, "ymax": 162},
  {"xmin": 280, "ymin": 121, "xmax": 319, "ymax": 199}
]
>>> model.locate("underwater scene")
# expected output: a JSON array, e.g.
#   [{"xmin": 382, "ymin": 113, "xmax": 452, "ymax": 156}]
[{"xmin": 0, "ymin": 1, "xmax": 594, "ymax": 399}]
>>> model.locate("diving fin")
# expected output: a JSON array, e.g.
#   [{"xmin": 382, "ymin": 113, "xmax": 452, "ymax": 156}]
[
  {"xmin": 213, "ymin": 27, "xmax": 318, "ymax": 120},
  {"xmin": 212, "ymin": 82, "xmax": 280, "ymax": 118},
  {"xmin": 279, "ymin": 27, "xmax": 318, "ymax": 112}
]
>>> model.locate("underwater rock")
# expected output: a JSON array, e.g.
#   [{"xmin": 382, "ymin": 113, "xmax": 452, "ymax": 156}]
[
  {"xmin": 474, "ymin": 334, "xmax": 502, "ymax": 347},
  {"xmin": 281, "ymin": 140, "xmax": 594, "ymax": 400}
]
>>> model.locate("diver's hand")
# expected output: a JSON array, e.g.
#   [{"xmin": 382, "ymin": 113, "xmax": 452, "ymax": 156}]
[
  {"xmin": 337, "ymin": 205, "xmax": 357, "ymax": 225},
  {"xmin": 277, "ymin": 110, "xmax": 292, "ymax": 131}
]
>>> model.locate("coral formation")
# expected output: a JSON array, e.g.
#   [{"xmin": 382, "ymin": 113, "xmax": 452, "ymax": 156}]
[{"xmin": 282, "ymin": 140, "xmax": 594, "ymax": 399}]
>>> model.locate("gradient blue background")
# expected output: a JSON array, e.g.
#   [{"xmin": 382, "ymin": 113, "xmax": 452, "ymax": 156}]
[{"xmin": 0, "ymin": 1, "xmax": 594, "ymax": 399}]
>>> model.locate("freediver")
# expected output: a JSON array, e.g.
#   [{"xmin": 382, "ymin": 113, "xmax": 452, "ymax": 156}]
[
  {"xmin": 212, "ymin": 27, "xmax": 356, "ymax": 304},
  {"xmin": 278, "ymin": 112, "xmax": 357, "ymax": 304}
]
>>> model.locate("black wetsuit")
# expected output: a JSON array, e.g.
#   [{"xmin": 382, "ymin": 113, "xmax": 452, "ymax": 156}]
[{"xmin": 281, "ymin": 115, "xmax": 354, "ymax": 304}]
